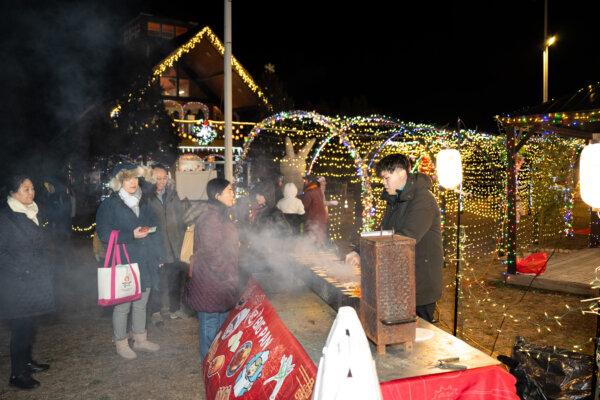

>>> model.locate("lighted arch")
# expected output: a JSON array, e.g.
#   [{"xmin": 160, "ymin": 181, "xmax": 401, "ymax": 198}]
[
  {"xmin": 236, "ymin": 110, "xmax": 375, "ymax": 229},
  {"xmin": 183, "ymin": 101, "xmax": 210, "ymax": 120},
  {"xmin": 163, "ymin": 100, "xmax": 184, "ymax": 118}
]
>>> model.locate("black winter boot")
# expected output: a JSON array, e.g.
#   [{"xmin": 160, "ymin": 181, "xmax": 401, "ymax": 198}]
[{"xmin": 9, "ymin": 373, "xmax": 40, "ymax": 390}]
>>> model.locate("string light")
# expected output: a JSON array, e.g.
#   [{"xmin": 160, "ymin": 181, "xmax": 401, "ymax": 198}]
[
  {"xmin": 72, "ymin": 223, "xmax": 96, "ymax": 233},
  {"xmin": 151, "ymin": 27, "xmax": 271, "ymax": 110}
]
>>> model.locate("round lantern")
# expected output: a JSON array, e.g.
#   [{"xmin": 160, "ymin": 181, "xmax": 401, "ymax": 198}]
[
  {"xmin": 436, "ymin": 149, "xmax": 463, "ymax": 189},
  {"xmin": 580, "ymin": 143, "xmax": 600, "ymax": 208}
]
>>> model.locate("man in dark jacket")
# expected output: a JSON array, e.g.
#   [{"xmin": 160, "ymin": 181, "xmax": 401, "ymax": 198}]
[
  {"xmin": 378, "ymin": 154, "xmax": 443, "ymax": 322},
  {"xmin": 147, "ymin": 164, "xmax": 188, "ymax": 319},
  {"xmin": 347, "ymin": 154, "xmax": 443, "ymax": 322}
]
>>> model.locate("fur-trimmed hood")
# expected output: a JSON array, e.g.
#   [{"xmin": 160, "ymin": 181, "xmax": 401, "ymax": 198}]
[{"xmin": 108, "ymin": 165, "xmax": 153, "ymax": 192}]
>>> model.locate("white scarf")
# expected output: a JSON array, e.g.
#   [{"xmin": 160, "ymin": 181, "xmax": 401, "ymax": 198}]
[
  {"xmin": 118, "ymin": 188, "xmax": 142, "ymax": 217},
  {"xmin": 7, "ymin": 196, "xmax": 39, "ymax": 226}
]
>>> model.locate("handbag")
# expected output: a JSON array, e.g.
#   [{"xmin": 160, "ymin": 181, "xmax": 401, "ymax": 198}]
[
  {"xmin": 180, "ymin": 224, "xmax": 195, "ymax": 264},
  {"xmin": 97, "ymin": 230, "xmax": 142, "ymax": 306}
]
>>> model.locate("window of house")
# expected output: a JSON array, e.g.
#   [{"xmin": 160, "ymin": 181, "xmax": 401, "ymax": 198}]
[
  {"xmin": 160, "ymin": 77, "xmax": 177, "ymax": 96},
  {"xmin": 175, "ymin": 26, "xmax": 188, "ymax": 37},
  {"xmin": 161, "ymin": 24, "xmax": 175, "ymax": 38},
  {"xmin": 147, "ymin": 22, "xmax": 161, "ymax": 36},
  {"xmin": 160, "ymin": 67, "xmax": 190, "ymax": 98},
  {"xmin": 178, "ymin": 79, "xmax": 190, "ymax": 97},
  {"xmin": 160, "ymin": 67, "xmax": 177, "ymax": 96}
]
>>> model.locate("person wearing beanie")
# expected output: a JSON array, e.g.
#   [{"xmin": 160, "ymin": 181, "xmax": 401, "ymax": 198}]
[{"xmin": 95, "ymin": 162, "xmax": 163, "ymax": 359}]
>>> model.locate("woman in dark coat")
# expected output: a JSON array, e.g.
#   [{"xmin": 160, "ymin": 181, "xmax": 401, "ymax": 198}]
[
  {"xmin": 0, "ymin": 175, "xmax": 54, "ymax": 390},
  {"xmin": 186, "ymin": 178, "xmax": 241, "ymax": 360},
  {"xmin": 95, "ymin": 163, "xmax": 162, "ymax": 360}
]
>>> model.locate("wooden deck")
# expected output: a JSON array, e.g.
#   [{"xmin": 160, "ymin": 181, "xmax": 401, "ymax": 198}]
[{"xmin": 505, "ymin": 248, "xmax": 600, "ymax": 296}]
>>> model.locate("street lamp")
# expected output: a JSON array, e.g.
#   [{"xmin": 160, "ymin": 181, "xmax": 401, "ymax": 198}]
[
  {"xmin": 436, "ymin": 149, "xmax": 463, "ymax": 336},
  {"xmin": 542, "ymin": 35, "xmax": 556, "ymax": 103}
]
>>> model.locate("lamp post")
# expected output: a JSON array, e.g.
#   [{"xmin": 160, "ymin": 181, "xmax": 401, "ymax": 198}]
[
  {"xmin": 436, "ymin": 149, "xmax": 463, "ymax": 336},
  {"xmin": 542, "ymin": 0, "xmax": 556, "ymax": 103},
  {"xmin": 579, "ymin": 143, "xmax": 600, "ymax": 400},
  {"xmin": 542, "ymin": 35, "xmax": 556, "ymax": 103}
]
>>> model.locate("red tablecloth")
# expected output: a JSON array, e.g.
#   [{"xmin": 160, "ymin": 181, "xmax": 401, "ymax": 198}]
[{"xmin": 380, "ymin": 365, "xmax": 518, "ymax": 400}]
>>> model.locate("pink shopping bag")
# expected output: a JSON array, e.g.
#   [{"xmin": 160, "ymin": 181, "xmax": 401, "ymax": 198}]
[{"xmin": 97, "ymin": 230, "xmax": 142, "ymax": 306}]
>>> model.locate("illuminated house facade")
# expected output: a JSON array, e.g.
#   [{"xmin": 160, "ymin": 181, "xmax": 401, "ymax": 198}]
[{"xmin": 122, "ymin": 14, "xmax": 269, "ymax": 151}]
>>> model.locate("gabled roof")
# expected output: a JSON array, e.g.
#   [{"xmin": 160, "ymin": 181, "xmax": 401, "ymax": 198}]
[
  {"xmin": 497, "ymin": 81, "xmax": 600, "ymax": 139},
  {"xmin": 151, "ymin": 26, "xmax": 271, "ymax": 111}
]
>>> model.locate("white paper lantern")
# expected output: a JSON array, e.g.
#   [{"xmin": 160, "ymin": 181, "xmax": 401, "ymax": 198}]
[
  {"xmin": 580, "ymin": 143, "xmax": 600, "ymax": 208},
  {"xmin": 436, "ymin": 149, "xmax": 463, "ymax": 189}
]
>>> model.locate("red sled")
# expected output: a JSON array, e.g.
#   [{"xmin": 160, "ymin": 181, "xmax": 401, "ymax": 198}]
[
  {"xmin": 573, "ymin": 227, "xmax": 591, "ymax": 235},
  {"xmin": 516, "ymin": 252, "xmax": 548, "ymax": 275}
]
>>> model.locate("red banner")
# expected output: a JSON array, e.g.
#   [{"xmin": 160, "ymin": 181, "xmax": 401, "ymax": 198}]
[{"xmin": 203, "ymin": 280, "xmax": 317, "ymax": 399}]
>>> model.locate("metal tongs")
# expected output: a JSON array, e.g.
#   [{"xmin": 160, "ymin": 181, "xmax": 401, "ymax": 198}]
[{"xmin": 432, "ymin": 357, "xmax": 467, "ymax": 370}]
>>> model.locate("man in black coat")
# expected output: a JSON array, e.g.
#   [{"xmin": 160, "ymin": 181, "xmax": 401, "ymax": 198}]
[
  {"xmin": 347, "ymin": 154, "xmax": 443, "ymax": 322},
  {"xmin": 378, "ymin": 154, "xmax": 443, "ymax": 322},
  {"xmin": 146, "ymin": 164, "xmax": 188, "ymax": 319}
]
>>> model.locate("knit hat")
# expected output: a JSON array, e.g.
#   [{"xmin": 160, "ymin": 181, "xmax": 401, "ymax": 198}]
[
  {"xmin": 108, "ymin": 162, "xmax": 143, "ymax": 192},
  {"xmin": 111, "ymin": 162, "xmax": 138, "ymax": 178}
]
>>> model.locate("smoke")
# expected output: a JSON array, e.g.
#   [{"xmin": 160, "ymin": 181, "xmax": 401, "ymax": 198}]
[
  {"xmin": 0, "ymin": 0, "xmax": 132, "ymax": 181},
  {"xmin": 241, "ymin": 222, "xmax": 340, "ymax": 293}
]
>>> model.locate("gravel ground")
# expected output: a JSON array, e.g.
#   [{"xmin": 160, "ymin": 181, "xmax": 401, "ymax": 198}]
[{"xmin": 0, "ymin": 233, "xmax": 596, "ymax": 399}]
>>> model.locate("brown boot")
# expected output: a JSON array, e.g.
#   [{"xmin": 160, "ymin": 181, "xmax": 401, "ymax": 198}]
[
  {"xmin": 132, "ymin": 331, "xmax": 160, "ymax": 352},
  {"xmin": 115, "ymin": 338, "xmax": 137, "ymax": 360}
]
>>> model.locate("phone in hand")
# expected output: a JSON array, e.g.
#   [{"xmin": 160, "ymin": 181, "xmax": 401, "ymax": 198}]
[{"xmin": 138, "ymin": 226, "xmax": 157, "ymax": 234}]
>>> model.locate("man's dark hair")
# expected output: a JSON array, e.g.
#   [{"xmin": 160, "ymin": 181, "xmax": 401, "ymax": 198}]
[
  {"xmin": 151, "ymin": 163, "xmax": 169, "ymax": 172},
  {"xmin": 375, "ymin": 154, "xmax": 411, "ymax": 175}
]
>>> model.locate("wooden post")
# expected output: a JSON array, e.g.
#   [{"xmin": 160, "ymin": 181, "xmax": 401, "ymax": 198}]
[{"xmin": 506, "ymin": 127, "xmax": 518, "ymax": 274}]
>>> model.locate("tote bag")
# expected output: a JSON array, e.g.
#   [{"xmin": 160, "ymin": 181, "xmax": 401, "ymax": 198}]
[
  {"xmin": 180, "ymin": 224, "xmax": 194, "ymax": 264},
  {"xmin": 98, "ymin": 230, "xmax": 142, "ymax": 306}
]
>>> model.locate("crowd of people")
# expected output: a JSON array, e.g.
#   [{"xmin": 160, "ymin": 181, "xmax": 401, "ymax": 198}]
[
  {"xmin": 0, "ymin": 161, "xmax": 336, "ymax": 390},
  {"xmin": 0, "ymin": 153, "xmax": 444, "ymax": 391}
]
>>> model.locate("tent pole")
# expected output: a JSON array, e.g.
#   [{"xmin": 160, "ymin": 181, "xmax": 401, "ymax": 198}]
[{"xmin": 506, "ymin": 127, "xmax": 517, "ymax": 274}]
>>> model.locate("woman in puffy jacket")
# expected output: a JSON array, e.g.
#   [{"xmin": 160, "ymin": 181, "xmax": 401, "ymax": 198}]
[
  {"xmin": 186, "ymin": 178, "xmax": 241, "ymax": 360},
  {"xmin": 0, "ymin": 174, "xmax": 54, "ymax": 390},
  {"xmin": 95, "ymin": 163, "xmax": 162, "ymax": 360}
]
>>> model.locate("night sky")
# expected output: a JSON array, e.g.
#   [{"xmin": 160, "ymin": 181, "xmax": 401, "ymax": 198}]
[
  {"xmin": 139, "ymin": 0, "xmax": 600, "ymax": 131},
  {"xmin": 0, "ymin": 0, "xmax": 598, "ymax": 174}
]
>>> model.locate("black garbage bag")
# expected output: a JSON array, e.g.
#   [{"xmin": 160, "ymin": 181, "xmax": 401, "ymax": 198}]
[{"xmin": 497, "ymin": 336, "xmax": 593, "ymax": 400}]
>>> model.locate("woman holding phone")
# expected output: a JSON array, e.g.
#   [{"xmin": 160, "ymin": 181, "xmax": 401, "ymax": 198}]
[{"xmin": 95, "ymin": 163, "xmax": 163, "ymax": 359}]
